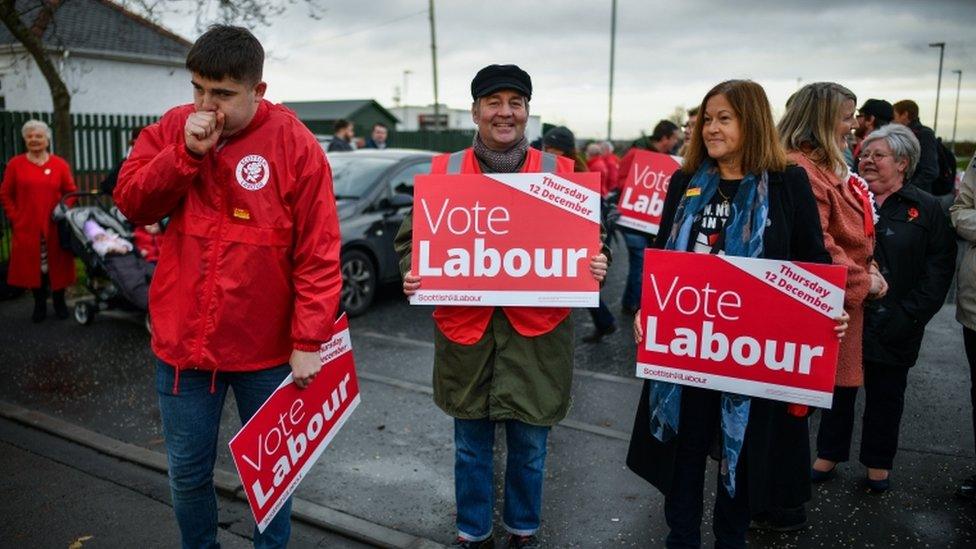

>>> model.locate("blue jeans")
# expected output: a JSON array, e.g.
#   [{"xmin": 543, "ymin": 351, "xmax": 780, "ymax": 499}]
[
  {"xmin": 156, "ymin": 360, "xmax": 293, "ymax": 549},
  {"xmin": 454, "ymin": 418, "xmax": 550, "ymax": 541},
  {"xmin": 622, "ymin": 231, "xmax": 650, "ymax": 310}
]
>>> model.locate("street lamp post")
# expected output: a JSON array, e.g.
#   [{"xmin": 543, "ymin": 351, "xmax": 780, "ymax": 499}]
[
  {"xmin": 951, "ymin": 69, "xmax": 962, "ymax": 151},
  {"xmin": 428, "ymin": 0, "xmax": 441, "ymax": 134},
  {"xmin": 402, "ymin": 69, "xmax": 412, "ymax": 106},
  {"xmin": 607, "ymin": 0, "xmax": 617, "ymax": 141},
  {"xmin": 929, "ymin": 42, "xmax": 945, "ymax": 134}
]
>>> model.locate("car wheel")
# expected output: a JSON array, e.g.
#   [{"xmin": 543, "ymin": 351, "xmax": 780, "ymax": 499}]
[
  {"xmin": 74, "ymin": 302, "xmax": 95, "ymax": 325},
  {"xmin": 341, "ymin": 249, "xmax": 376, "ymax": 317}
]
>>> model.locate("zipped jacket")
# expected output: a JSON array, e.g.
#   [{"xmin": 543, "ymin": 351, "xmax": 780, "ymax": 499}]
[{"xmin": 115, "ymin": 101, "xmax": 341, "ymax": 376}]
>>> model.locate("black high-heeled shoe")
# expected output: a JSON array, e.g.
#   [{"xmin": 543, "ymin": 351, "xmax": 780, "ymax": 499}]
[
  {"xmin": 866, "ymin": 473, "xmax": 891, "ymax": 494},
  {"xmin": 810, "ymin": 465, "xmax": 837, "ymax": 483}
]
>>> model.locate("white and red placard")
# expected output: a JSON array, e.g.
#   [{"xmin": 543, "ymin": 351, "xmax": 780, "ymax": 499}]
[
  {"xmin": 636, "ymin": 250, "xmax": 847, "ymax": 408},
  {"xmin": 616, "ymin": 150, "xmax": 682, "ymax": 235},
  {"xmin": 410, "ymin": 172, "xmax": 602, "ymax": 307},
  {"xmin": 229, "ymin": 314, "xmax": 360, "ymax": 532}
]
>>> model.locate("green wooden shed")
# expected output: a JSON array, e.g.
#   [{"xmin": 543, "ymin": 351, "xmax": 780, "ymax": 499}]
[{"xmin": 283, "ymin": 99, "xmax": 399, "ymax": 138}]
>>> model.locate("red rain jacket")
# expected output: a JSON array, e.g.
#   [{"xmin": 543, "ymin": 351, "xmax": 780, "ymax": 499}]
[{"xmin": 115, "ymin": 101, "xmax": 342, "ymax": 373}]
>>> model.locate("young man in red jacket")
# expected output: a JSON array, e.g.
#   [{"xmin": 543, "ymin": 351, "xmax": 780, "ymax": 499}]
[
  {"xmin": 396, "ymin": 65, "xmax": 609, "ymax": 548},
  {"xmin": 114, "ymin": 26, "xmax": 341, "ymax": 547}
]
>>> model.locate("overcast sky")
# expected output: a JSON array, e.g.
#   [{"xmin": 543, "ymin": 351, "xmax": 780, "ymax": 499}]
[{"xmin": 162, "ymin": 0, "xmax": 976, "ymax": 141}]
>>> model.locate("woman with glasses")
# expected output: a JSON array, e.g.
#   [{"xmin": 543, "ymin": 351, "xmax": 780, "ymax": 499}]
[
  {"xmin": 846, "ymin": 124, "xmax": 956, "ymax": 493},
  {"xmin": 778, "ymin": 83, "xmax": 889, "ymax": 498}
]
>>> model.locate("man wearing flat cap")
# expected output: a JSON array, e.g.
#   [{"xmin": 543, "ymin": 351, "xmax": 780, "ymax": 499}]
[
  {"xmin": 395, "ymin": 64, "xmax": 609, "ymax": 548},
  {"xmin": 853, "ymin": 98, "xmax": 894, "ymax": 161}
]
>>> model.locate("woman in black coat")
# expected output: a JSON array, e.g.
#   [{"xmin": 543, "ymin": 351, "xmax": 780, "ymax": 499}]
[{"xmin": 626, "ymin": 80, "xmax": 844, "ymax": 548}]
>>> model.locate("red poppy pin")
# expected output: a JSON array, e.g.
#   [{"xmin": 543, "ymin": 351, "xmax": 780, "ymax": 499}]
[{"xmin": 907, "ymin": 207, "xmax": 919, "ymax": 222}]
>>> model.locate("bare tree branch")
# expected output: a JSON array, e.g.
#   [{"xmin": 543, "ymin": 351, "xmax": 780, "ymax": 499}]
[{"xmin": 0, "ymin": 0, "xmax": 73, "ymax": 164}]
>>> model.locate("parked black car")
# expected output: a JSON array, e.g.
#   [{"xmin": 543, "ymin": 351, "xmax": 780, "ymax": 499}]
[{"xmin": 326, "ymin": 148, "xmax": 435, "ymax": 316}]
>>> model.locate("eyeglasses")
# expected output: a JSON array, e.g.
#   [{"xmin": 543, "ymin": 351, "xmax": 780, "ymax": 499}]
[{"xmin": 857, "ymin": 151, "xmax": 892, "ymax": 162}]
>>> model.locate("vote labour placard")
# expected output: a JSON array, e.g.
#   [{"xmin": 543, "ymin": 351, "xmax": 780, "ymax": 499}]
[
  {"xmin": 616, "ymin": 150, "xmax": 682, "ymax": 235},
  {"xmin": 229, "ymin": 314, "xmax": 360, "ymax": 533},
  {"xmin": 410, "ymin": 172, "xmax": 602, "ymax": 307},
  {"xmin": 636, "ymin": 250, "xmax": 848, "ymax": 408}
]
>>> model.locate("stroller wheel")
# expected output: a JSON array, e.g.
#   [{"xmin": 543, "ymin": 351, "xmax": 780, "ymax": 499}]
[{"xmin": 74, "ymin": 302, "xmax": 96, "ymax": 325}]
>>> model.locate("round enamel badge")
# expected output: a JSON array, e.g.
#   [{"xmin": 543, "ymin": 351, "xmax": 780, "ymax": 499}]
[{"xmin": 236, "ymin": 154, "xmax": 270, "ymax": 191}]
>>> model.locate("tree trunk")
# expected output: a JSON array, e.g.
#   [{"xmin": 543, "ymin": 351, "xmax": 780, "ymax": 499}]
[{"xmin": 0, "ymin": 0, "xmax": 73, "ymax": 164}]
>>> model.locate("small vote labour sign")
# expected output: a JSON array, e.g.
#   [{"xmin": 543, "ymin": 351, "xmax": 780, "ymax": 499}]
[
  {"xmin": 616, "ymin": 150, "xmax": 682, "ymax": 235},
  {"xmin": 636, "ymin": 250, "xmax": 847, "ymax": 408},
  {"xmin": 410, "ymin": 172, "xmax": 602, "ymax": 307},
  {"xmin": 229, "ymin": 314, "xmax": 360, "ymax": 533}
]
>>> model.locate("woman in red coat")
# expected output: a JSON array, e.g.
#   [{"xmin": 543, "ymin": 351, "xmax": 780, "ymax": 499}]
[{"xmin": 1, "ymin": 119, "xmax": 77, "ymax": 321}]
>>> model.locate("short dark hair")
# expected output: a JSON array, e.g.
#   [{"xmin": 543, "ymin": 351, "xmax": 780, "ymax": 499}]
[
  {"xmin": 893, "ymin": 99, "xmax": 920, "ymax": 121},
  {"xmin": 651, "ymin": 120, "xmax": 679, "ymax": 141},
  {"xmin": 687, "ymin": 106, "xmax": 700, "ymax": 117},
  {"xmin": 372, "ymin": 122, "xmax": 388, "ymax": 130},
  {"xmin": 334, "ymin": 119, "xmax": 352, "ymax": 133},
  {"xmin": 186, "ymin": 25, "xmax": 264, "ymax": 84}
]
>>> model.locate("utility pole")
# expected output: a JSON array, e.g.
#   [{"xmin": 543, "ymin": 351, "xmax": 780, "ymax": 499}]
[
  {"xmin": 402, "ymin": 69, "xmax": 412, "ymax": 106},
  {"xmin": 428, "ymin": 0, "xmax": 441, "ymax": 134},
  {"xmin": 929, "ymin": 42, "xmax": 945, "ymax": 134},
  {"xmin": 607, "ymin": 0, "xmax": 617, "ymax": 140},
  {"xmin": 951, "ymin": 69, "xmax": 962, "ymax": 151}
]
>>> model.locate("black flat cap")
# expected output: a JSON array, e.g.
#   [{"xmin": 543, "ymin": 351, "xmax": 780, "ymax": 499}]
[
  {"xmin": 858, "ymin": 99, "xmax": 894, "ymax": 123},
  {"xmin": 471, "ymin": 64, "xmax": 532, "ymax": 100},
  {"xmin": 543, "ymin": 126, "xmax": 576, "ymax": 153}
]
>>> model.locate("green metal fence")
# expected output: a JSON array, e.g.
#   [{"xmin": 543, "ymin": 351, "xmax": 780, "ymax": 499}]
[{"xmin": 0, "ymin": 110, "xmax": 158, "ymax": 263}]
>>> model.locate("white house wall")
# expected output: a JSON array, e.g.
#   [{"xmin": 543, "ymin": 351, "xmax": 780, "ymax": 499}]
[{"xmin": 0, "ymin": 53, "xmax": 190, "ymax": 116}]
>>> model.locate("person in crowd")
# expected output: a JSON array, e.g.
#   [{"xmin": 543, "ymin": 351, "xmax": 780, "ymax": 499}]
[
  {"xmin": 114, "ymin": 25, "xmax": 342, "ymax": 547},
  {"xmin": 99, "ymin": 126, "xmax": 144, "ymax": 195},
  {"xmin": 813, "ymin": 124, "xmax": 956, "ymax": 494},
  {"xmin": 328, "ymin": 118, "xmax": 355, "ymax": 152},
  {"xmin": 778, "ymin": 82, "xmax": 887, "ymax": 510},
  {"xmin": 585, "ymin": 142, "xmax": 610, "ymax": 194},
  {"xmin": 616, "ymin": 120, "xmax": 681, "ymax": 316},
  {"xmin": 892, "ymin": 99, "xmax": 939, "ymax": 193},
  {"xmin": 543, "ymin": 126, "xmax": 617, "ymax": 343},
  {"xmin": 133, "ymin": 223, "xmax": 162, "ymax": 264},
  {"xmin": 852, "ymin": 99, "xmax": 893, "ymax": 160},
  {"xmin": 627, "ymin": 79, "xmax": 845, "ymax": 548},
  {"xmin": 950, "ymin": 151, "xmax": 976, "ymax": 501},
  {"xmin": 601, "ymin": 140, "xmax": 620, "ymax": 194},
  {"xmin": 678, "ymin": 106, "xmax": 699, "ymax": 156},
  {"xmin": 395, "ymin": 64, "xmax": 609, "ymax": 548},
  {"xmin": 365, "ymin": 122, "xmax": 389, "ymax": 149},
  {"xmin": 0, "ymin": 119, "xmax": 77, "ymax": 322}
]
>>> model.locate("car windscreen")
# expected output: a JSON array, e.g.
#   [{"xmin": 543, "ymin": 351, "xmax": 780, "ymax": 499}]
[{"xmin": 328, "ymin": 156, "xmax": 398, "ymax": 199}]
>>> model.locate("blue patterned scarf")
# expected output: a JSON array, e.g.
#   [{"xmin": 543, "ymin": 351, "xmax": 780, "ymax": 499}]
[{"xmin": 648, "ymin": 160, "xmax": 769, "ymax": 497}]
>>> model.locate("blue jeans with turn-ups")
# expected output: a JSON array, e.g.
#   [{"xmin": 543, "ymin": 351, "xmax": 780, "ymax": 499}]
[
  {"xmin": 156, "ymin": 359, "xmax": 293, "ymax": 549},
  {"xmin": 454, "ymin": 418, "xmax": 550, "ymax": 541}
]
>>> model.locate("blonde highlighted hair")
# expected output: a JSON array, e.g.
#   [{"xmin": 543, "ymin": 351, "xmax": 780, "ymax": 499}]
[
  {"xmin": 778, "ymin": 82, "xmax": 856, "ymax": 177},
  {"xmin": 683, "ymin": 80, "xmax": 787, "ymax": 176}
]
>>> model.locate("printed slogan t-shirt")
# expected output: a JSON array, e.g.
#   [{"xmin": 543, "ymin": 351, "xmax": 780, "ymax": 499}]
[{"xmin": 689, "ymin": 178, "xmax": 741, "ymax": 253}]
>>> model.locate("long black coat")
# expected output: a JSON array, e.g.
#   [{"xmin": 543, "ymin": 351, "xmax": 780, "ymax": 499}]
[{"xmin": 626, "ymin": 166, "xmax": 832, "ymax": 512}]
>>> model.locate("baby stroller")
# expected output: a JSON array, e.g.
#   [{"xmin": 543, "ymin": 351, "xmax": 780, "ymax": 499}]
[{"xmin": 53, "ymin": 191, "xmax": 154, "ymax": 330}]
